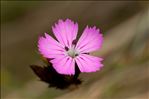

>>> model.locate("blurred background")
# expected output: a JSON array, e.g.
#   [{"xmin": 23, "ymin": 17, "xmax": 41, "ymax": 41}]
[{"xmin": 1, "ymin": 1, "xmax": 149, "ymax": 99}]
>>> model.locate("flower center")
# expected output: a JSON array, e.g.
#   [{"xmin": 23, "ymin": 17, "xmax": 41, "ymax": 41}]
[{"xmin": 66, "ymin": 46, "xmax": 79, "ymax": 58}]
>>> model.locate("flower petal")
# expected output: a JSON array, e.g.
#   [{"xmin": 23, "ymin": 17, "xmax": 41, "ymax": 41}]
[
  {"xmin": 75, "ymin": 54, "xmax": 103, "ymax": 73},
  {"xmin": 76, "ymin": 26, "xmax": 103, "ymax": 53},
  {"xmin": 52, "ymin": 19, "xmax": 78, "ymax": 48},
  {"xmin": 51, "ymin": 56, "xmax": 75, "ymax": 75},
  {"xmin": 38, "ymin": 33, "xmax": 65, "ymax": 58}
]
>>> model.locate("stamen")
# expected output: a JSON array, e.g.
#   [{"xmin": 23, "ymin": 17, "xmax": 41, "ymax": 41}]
[{"xmin": 66, "ymin": 45, "xmax": 79, "ymax": 58}]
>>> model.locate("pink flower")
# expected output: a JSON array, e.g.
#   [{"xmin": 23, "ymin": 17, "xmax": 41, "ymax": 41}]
[{"xmin": 38, "ymin": 19, "xmax": 104, "ymax": 75}]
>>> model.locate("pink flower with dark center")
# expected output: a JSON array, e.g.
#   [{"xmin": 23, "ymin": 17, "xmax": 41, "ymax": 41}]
[{"xmin": 38, "ymin": 19, "xmax": 104, "ymax": 75}]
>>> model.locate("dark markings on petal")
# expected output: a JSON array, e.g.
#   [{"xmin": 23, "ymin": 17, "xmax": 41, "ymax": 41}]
[
  {"xmin": 64, "ymin": 46, "xmax": 69, "ymax": 51},
  {"xmin": 47, "ymin": 58, "xmax": 54, "ymax": 61},
  {"xmin": 30, "ymin": 62, "xmax": 81, "ymax": 90},
  {"xmin": 72, "ymin": 39, "xmax": 77, "ymax": 45},
  {"xmin": 82, "ymin": 53, "xmax": 90, "ymax": 55},
  {"xmin": 75, "ymin": 53, "xmax": 79, "ymax": 56}
]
